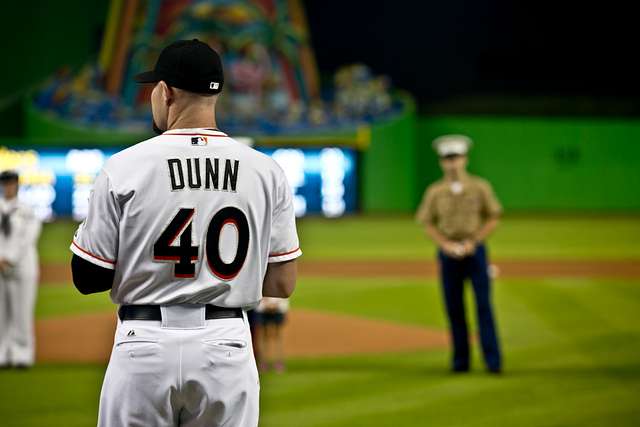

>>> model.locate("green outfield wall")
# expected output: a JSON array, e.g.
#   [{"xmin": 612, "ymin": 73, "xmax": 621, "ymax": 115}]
[
  {"xmin": 3, "ymin": 110, "xmax": 639, "ymax": 213},
  {"xmin": 361, "ymin": 100, "xmax": 417, "ymax": 212},
  {"xmin": 416, "ymin": 116, "xmax": 640, "ymax": 211}
]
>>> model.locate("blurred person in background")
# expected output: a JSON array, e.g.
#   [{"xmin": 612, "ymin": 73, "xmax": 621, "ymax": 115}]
[
  {"xmin": 415, "ymin": 136, "xmax": 502, "ymax": 374},
  {"xmin": 254, "ymin": 297, "xmax": 290, "ymax": 373},
  {"xmin": 0, "ymin": 170, "xmax": 41, "ymax": 369},
  {"xmin": 246, "ymin": 308, "xmax": 262, "ymax": 366}
]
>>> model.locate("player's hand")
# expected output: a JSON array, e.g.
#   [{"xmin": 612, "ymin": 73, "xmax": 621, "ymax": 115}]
[
  {"xmin": 0, "ymin": 259, "xmax": 11, "ymax": 272},
  {"xmin": 442, "ymin": 241, "xmax": 465, "ymax": 259},
  {"xmin": 461, "ymin": 240, "xmax": 477, "ymax": 256}
]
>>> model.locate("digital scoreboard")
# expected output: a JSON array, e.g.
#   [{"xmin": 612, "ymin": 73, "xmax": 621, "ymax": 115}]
[{"xmin": 0, "ymin": 146, "xmax": 357, "ymax": 221}]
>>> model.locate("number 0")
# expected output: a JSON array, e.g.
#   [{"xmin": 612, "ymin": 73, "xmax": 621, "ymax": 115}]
[
  {"xmin": 206, "ymin": 207, "xmax": 250, "ymax": 280},
  {"xmin": 153, "ymin": 207, "xmax": 250, "ymax": 281}
]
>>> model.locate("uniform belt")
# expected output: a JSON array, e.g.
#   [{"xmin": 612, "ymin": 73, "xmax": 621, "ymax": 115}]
[{"xmin": 118, "ymin": 305, "xmax": 243, "ymax": 321}]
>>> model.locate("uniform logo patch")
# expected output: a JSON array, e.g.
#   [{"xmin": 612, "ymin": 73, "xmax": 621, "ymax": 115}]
[
  {"xmin": 127, "ymin": 330, "xmax": 136, "ymax": 336},
  {"xmin": 191, "ymin": 136, "xmax": 208, "ymax": 145}
]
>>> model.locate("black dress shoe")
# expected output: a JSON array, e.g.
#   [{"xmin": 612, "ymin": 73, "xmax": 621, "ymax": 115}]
[
  {"xmin": 488, "ymin": 367, "xmax": 502, "ymax": 374},
  {"xmin": 451, "ymin": 366, "xmax": 470, "ymax": 373}
]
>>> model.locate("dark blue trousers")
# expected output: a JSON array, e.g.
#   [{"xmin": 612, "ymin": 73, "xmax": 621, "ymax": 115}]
[{"xmin": 438, "ymin": 244, "xmax": 501, "ymax": 371}]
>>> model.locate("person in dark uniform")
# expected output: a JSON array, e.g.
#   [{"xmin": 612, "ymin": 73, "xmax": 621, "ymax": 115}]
[{"xmin": 416, "ymin": 135, "xmax": 502, "ymax": 373}]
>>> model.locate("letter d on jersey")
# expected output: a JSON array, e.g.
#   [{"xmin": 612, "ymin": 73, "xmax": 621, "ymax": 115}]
[{"xmin": 168, "ymin": 159, "xmax": 185, "ymax": 190}]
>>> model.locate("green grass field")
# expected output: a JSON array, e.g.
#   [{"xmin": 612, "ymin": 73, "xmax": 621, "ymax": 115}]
[
  {"xmin": 2, "ymin": 215, "xmax": 639, "ymax": 426},
  {"xmin": 39, "ymin": 215, "xmax": 640, "ymax": 263}
]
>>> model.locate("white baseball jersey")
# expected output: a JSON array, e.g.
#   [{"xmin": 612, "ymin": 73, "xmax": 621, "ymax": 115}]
[
  {"xmin": 0, "ymin": 197, "xmax": 41, "ymax": 367},
  {"xmin": 70, "ymin": 128, "xmax": 301, "ymax": 308}
]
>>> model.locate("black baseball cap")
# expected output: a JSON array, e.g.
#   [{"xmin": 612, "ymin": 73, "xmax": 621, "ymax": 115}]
[{"xmin": 135, "ymin": 39, "xmax": 224, "ymax": 95}]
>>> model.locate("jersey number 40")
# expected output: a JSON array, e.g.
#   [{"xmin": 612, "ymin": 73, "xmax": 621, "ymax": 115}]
[{"xmin": 153, "ymin": 207, "xmax": 249, "ymax": 280}]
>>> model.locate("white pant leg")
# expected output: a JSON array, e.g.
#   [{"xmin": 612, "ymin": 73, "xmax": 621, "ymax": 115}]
[
  {"xmin": 179, "ymin": 317, "xmax": 260, "ymax": 427},
  {"xmin": 98, "ymin": 319, "xmax": 179, "ymax": 427},
  {"xmin": 0, "ymin": 275, "xmax": 10, "ymax": 365},
  {"xmin": 98, "ymin": 311, "xmax": 260, "ymax": 427},
  {"xmin": 8, "ymin": 273, "xmax": 38, "ymax": 366}
]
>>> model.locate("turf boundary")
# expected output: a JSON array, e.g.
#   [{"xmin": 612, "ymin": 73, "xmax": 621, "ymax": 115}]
[{"xmin": 40, "ymin": 259, "xmax": 640, "ymax": 283}]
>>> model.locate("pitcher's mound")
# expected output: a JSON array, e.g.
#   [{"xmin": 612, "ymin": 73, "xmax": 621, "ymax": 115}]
[
  {"xmin": 35, "ymin": 309, "xmax": 448, "ymax": 363},
  {"xmin": 281, "ymin": 309, "xmax": 448, "ymax": 357}
]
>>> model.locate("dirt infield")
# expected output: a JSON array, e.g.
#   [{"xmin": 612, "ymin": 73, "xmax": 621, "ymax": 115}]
[
  {"xmin": 35, "ymin": 309, "xmax": 449, "ymax": 363},
  {"xmin": 41, "ymin": 259, "xmax": 640, "ymax": 283}
]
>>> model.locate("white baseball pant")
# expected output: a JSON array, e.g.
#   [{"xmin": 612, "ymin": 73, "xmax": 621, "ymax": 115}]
[{"xmin": 97, "ymin": 306, "xmax": 259, "ymax": 427}]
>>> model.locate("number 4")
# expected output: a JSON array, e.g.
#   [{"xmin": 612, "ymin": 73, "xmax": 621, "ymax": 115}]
[
  {"xmin": 153, "ymin": 209, "xmax": 198, "ymax": 278},
  {"xmin": 153, "ymin": 207, "xmax": 249, "ymax": 280}
]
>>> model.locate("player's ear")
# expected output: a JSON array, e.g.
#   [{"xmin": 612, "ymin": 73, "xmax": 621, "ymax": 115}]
[{"xmin": 158, "ymin": 81, "xmax": 174, "ymax": 106}]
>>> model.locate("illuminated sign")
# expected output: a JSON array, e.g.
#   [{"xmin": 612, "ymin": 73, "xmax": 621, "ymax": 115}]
[{"xmin": 0, "ymin": 146, "xmax": 357, "ymax": 221}]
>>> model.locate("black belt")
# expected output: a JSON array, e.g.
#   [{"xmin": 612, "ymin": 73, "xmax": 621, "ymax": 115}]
[{"xmin": 118, "ymin": 305, "xmax": 243, "ymax": 321}]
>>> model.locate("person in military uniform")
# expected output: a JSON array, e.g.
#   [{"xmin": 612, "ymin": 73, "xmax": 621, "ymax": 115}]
[{"xmin": 416, "ymin": 135, "xmax": 502, "ymax": 373}]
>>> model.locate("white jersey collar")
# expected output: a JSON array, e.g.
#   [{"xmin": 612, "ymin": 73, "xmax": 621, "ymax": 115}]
[{"xmin": 162, "ymin": 128, "xmax": 227, "ymax": 137}]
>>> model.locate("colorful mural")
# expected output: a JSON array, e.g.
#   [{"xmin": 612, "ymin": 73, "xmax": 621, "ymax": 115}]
[{"xmin": 33, "ymin": 0, "xmax": 399, "ymax": 135}]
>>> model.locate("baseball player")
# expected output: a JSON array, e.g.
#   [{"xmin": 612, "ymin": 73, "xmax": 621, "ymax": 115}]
[
  {"xmin": 70, "ymin": 39, "xmax": 301, "ymax": 426},
  {"xmin": 253, "ymin": 296, "xmax": 290, "ymax": 372},
  {"xmin": 416, "ymin": 135, "xmax": 502, "ymax": 374},
  {"xmin": 0, "ymin": 170, "xmax": 41, "ymax": 369}
]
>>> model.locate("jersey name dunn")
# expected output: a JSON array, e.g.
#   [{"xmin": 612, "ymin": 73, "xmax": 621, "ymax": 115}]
[{"xmin": 167, "ymin": 157, "xmax": 240, "ymax": 192}]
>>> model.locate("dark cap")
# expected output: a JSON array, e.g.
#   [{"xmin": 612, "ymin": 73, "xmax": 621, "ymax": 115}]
[
  {"xmin": 135, "ymin": 39, "xmax": 224, "ymax": 95},
  {"xmin": 0, "ymin": 170, "xmax": 19, "ymax": 182}
]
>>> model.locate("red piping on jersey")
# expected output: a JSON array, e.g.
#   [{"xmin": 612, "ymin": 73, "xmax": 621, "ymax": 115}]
[
  {"xmin": 162, "ymin": 133, "xmax": 228, "ymax": 137},
  {"xmin": 153, "ymin": 255, "xmax": 199, "ymax": 261},
  {"xmin": 269, "ymin": 247, "xmax": 300, "ymax": 258},
  {"xmin": 72, "ymin": 241, "xmax": 116, "ymax": 265}
]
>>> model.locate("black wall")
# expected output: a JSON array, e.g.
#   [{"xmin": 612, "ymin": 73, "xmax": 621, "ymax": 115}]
[{"xmin": 304, "ymin": 0, "xmax": 639, "ymax": 107}]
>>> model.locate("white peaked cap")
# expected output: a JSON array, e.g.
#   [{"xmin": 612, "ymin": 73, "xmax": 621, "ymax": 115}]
[{"xmin": 432, "ymin": 135, "xmax": 473, "ymax": 157}]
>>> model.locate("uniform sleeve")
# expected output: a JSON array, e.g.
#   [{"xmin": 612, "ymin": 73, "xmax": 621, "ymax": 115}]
[
  {"xmin": 268, "ymin": 170, "xmax": 302, "ymax": 263},
  {"xmin": 415, "ymin": 186, "xmax": 437, "ymax": 225},
  {"xmin": 69, "ymin": 170, "xmax": 120, "ymax": 270},
  {"xmin": 480, "ymin": 180, "xmax": 502, "ymax": 218}
]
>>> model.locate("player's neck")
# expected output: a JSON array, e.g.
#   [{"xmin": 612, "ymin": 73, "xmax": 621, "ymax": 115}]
[
  {"xmin": 445, "ymin": 170, "xmax": 467, "ymax": 182},
  {"xmin": 167, "ymin": 105, "xmax": 218, "ymax": 131}
]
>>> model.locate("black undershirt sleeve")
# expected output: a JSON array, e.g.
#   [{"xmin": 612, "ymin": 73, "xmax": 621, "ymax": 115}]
[{"xmin": 71, "ymin": 254, "xmax": 115, "ymax": 295}]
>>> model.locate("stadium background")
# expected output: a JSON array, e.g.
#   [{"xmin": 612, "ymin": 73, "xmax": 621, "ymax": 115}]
[{"xmin": 0, "ymin": 1, "xmax": 638, "ymax": 426}]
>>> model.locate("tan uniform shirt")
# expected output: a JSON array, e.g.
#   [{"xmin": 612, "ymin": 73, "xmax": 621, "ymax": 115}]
[{"xmin": 416, "ymin": 174, "xmax": 502, "ymax": 241}]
